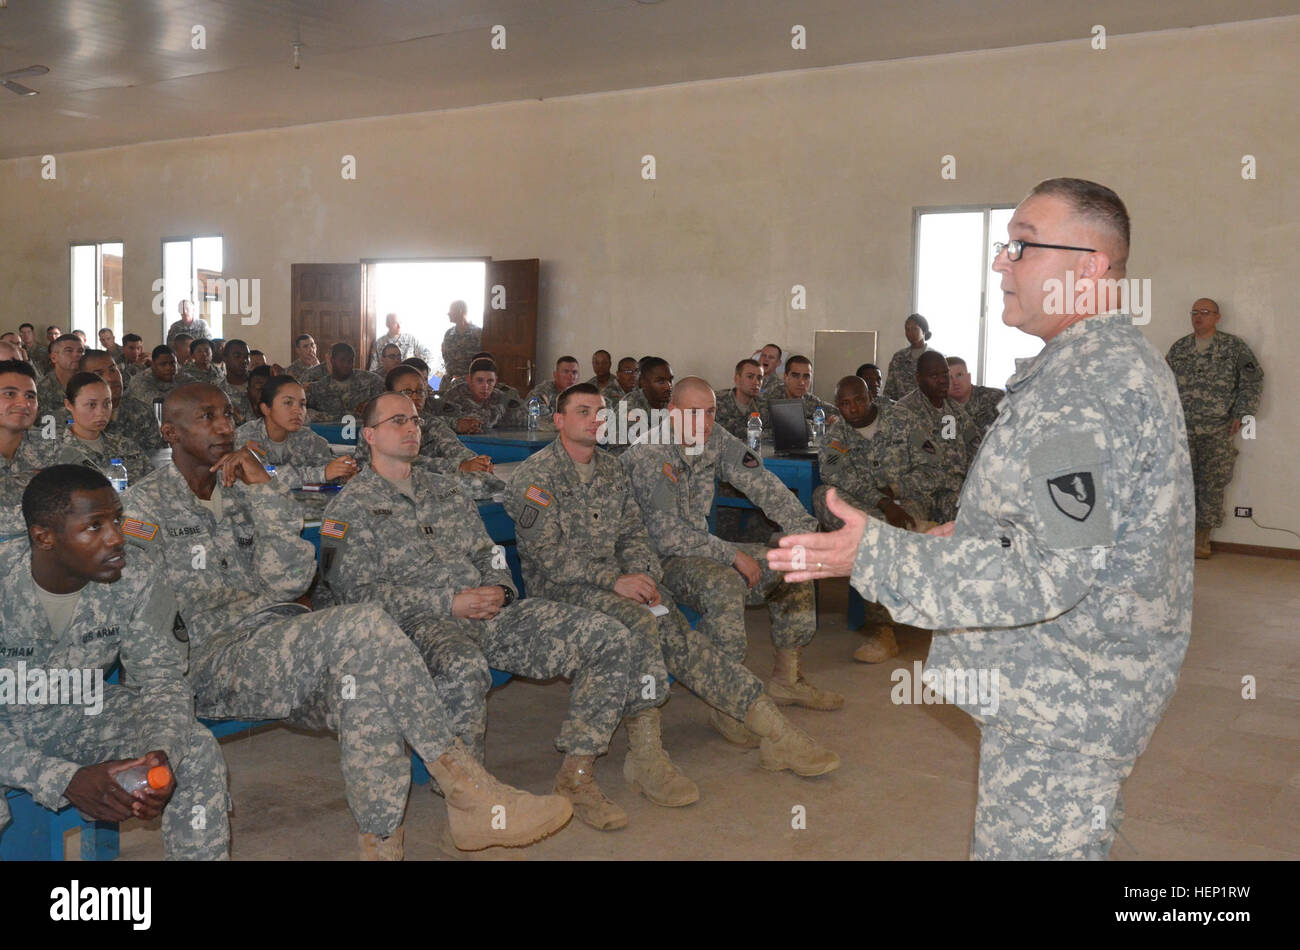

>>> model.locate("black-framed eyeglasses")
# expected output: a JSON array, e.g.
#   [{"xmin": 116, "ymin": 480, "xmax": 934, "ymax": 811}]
[
  {"xmin": 993, "ymin": 239, "xmax": 1096, "ymax": 262},
  {"xmin": 372, "ymin": 413, "xmax": 420, "ymax": 429}
]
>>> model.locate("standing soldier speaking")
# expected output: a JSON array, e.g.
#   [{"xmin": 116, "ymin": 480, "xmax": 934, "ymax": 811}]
[
  {"xmin": 768, "ymin": 179, "xmax": 1194, "ymax": 860},
  {"xmin": 1165, "ymin": 298, "xmax": 1264, "ymax": 558}
]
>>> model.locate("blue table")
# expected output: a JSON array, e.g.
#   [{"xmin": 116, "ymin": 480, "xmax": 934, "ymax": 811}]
[
  {"xmin": 459, "ymin": 429, "xmax": 554, "ymax": 463},
  {"xmin": 309, "ymin": 423, "xmax": 356, "ymax": 445}
]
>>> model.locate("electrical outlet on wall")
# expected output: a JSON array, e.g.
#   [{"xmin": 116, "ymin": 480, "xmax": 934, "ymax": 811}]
[{"xmin": 1234, "ymin": 506, "xmax": 1252, "ymax": 518}]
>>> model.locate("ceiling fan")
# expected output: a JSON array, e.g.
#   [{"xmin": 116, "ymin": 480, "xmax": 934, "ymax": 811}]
[{"xmin": 2, "ymin": 65, "xmax": 49, "ymax": 96}]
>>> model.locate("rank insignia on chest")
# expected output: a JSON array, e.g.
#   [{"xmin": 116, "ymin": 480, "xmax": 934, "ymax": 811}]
[
  {"xmin": 421, "ymin": 525, "xmax": 436, "ymax": 535},
  {"xmin": 661, "ymin": 463, "xmax": 678, "ymax": 482},
  {"xmin": 322, "ymin": 519, "xmax": 349, "ymax": 539},
  {"xmin": 121, "ymin": 518, "xmax": 158, "ymax": 541},
  {"xmin": 524, "ymin": 484, "xmax": 552, "ymax": 507}
]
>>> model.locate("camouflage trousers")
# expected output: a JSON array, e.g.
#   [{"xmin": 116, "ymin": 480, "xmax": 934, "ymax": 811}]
[
  {"xmin": 1188, "ymin": 430, "xmax": 1238, "ymax": 529},
  {"xmin": 550, "ymin": 585, "xmax": 766, "ymax": 721},
  {"xmin": 0, "ymin": 685, "xmax": 229, "ymax": 860},
  {"xmin": 190, "ymin": 603, "xmax": 458, "ymax": 837},
  {"xmin": 972, "ymin": 726, "xmax": 1135, "ymax": 860},
  {"xmin": 814, "ymin": 486, "xmax": 894, "ymax": 629},
  {"xmin": 715, "ymin": 482, "xmax": 778, "ymax": 544},
  {"xmin": 402, "ymin": 597, "xmax": 635, "ymax": 759},
  {"xmin": 662, "ymin": 543, "xmax": 816, "ymax": 662}
]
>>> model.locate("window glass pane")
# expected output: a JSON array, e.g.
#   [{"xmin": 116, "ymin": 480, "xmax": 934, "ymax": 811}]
[
  {"xmin": 71, "ymin": 244, "xmax": 98, "ymax": 337},
  {"xmin": 101, "ymin": 244, "xmax": 123, "ymax": 338},
  {"xmin": 915, "ymin": 212, "xmax": 983, "ymax": 371},
  {"xmin": 983, "ymin": 207, "xmax": 1043, "ymax": 387},
  {"xmin": 193, "ymin": 237, "xmax": 224, "ymax": 338},
  {"xmin": 162, "ymin": 240, "xmax": 193, "ymax": 337}
]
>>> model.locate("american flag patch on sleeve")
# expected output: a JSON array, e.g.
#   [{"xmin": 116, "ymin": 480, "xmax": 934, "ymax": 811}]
[
  {"xmin": 121, "ymin": 518, "xmax": 158, "ymax": 541},
  {"xmin": 524, "ymin": 485, "xmax": 552, "ymax": 507},
  {"xmin": 322, "ymin": 519, "xmax": 349, "ymax": 539}
]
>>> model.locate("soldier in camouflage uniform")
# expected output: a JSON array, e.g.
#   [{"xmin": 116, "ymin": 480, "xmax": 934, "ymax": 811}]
[
  {"xmin": 613, "ymin": 356, "xmax": 640, "ymax": 400},
  {"xmin": 55, "ymin": 373, "xmax": 154, "ymax": 484},
  {"xmin": 527, "ymin": 356, "xmax": 582, "ymax": 424},
  {"xmin": 354, "ymin": 366, "xmax": 498, "ymax": 485},
  {"xmin": 164, "ymin": 301, "xmax": 210, "ymax": 347},
  {"xmin": 121, "ymin": 347, "xmax": 181, "ymax": 453},
  {"xmin": 118, "ymin": 335, "xmax": 147, "ymax": 384},
  {"xmin": 234, "ymin": 375, "xmax": 359, "ymax": 488},
  {"xmin": 368, "ymin": 313, "xmax": 431, "ymax": 373},
  {"xmin": 771, "ymin": 179, "xmax": 1193, "ymax": 859},
  {"xmin": 322, "ymin": 392, "xmax": 640, "ymax": 830},
  {"xmin": 601, "ymin": 357, "xmax": 673, "ymax": 454},
  {"xmin": 756, "ymin": 344, "xmax": 785, "ymax": 400},
  {"xmin": 1, "ymin": 466, "xmax": 229, "ymax": 859},
  {"xmin": 439, "ymin": 358, "xmax": 526, "ymax": 433},
  {"xmin": 947, "ymin": 357, "xmax": 1005, "ymax": 441},
  {"xmin": 17, "ymin": 325, "xmax": 46, "ymax": 375},
  {"xmin": 882, "ymin": 314, "xmax": 934, "ymax": 403},
  {"xmin": 124, "ymin": 346, "xmax": 179, "ymax": 405},
  {"xmin": 441, "ymin": 301, "xmax": 483, "ymax": 380},
  {"xmin": 35, "ymin": 335, "xmax": 85, "ymax": 424},
  {"xmin": 177, "ymin": 339, "xmax": 223, "ymax": 385},
  {"xmin": 216, "ymin": 340, "xmax": 256, "ymax": 426},
  {"xmin": 29, "ymin": 325, "xmax": 63, "ymax": 377},
  {"xmin": 622, "ymin": 377, "xmax": 844, "ymax": 716},
  {"xmin": 585, "ymin": 350, "xmax": 625, "ymax": 403},
  {"xmin": 815, "ymin": 376, "xmax": 912, "ymax": 664},
  {"xmin": 510, "ymin": 385, "xmax": 839, "ymax": 779},
  {"xmin": 306, "ymin": 342, "xmax": 384, "ymax": 423},
  {"xmin": 714, "ymin": 359, "xmax": 769, "ymax": 441},
  {"xmin": 0, "ymin": 362, "xmax": 63, "ymax": 537},
  {"xmin": 122, "ymin": 383, "xmax": 572, "ymax": 857},
  {"xmin": 1166, "ymin": 298, "xmax": 1264, "ymax": 558},
  {"xmin": 764, "ymin": 355, "xmax": 838, "ymax": 424},
  {"xmin": 871, "ymin": 351, "xmax": 978, "ymax": 527},
  {"xmin": 287, "ymin": 334, "xmax": 329, "ymax": 386}
]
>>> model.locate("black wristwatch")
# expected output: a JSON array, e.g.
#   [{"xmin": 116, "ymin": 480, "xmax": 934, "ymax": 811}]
[{"xmin": 498, "ymin": 585, "xmax": 516, "ymax": 607}]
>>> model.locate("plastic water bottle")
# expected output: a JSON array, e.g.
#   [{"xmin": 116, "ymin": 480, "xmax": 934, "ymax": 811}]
[
  {"xmin": 811, "ymin": 407, "xmax": 826, "ymax": 446},
  {"xmin": 264, "ymin": 464, "xmax": 277, "ymax": 478},
  {"xmin": 115, "ymin": 763, "xmax": 171, "ymax": 795},
  {"xmin": 106, "ymin": 458, "xmax": 128, "ymax": 493},
  {"xmin": 527, "ymin": 395, "xmax": 541, "ymax": 431},
  {"xmin": 746, "ymin": 412, "xmax": 762, "ymax": 451}
]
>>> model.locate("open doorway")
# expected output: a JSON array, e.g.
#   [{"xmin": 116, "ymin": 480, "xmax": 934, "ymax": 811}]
[{"xmin": 369, "ymin": 259, "xmax": 486, "ymax": 376}]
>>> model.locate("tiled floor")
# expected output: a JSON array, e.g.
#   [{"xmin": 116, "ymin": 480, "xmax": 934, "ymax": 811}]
[{"xmin": 85, "ymin": 552, "xmax": 1298, "ymax": 860}]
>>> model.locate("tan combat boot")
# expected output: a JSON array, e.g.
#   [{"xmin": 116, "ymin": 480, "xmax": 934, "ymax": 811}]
[
  {"xmin": 554, "ymin": 754, "xmax": 628, "ymax": 830},
  {"xmin": 853, "ymin": 624, "xmax": 900, "ymax": 664},
  {"xmin": 1195, "ymin": 527, "xmax": 1212, "ymax": 559},
  {"xmin": 623, "ymin": 708, "xmax": 699, "ymax": 807},
  {"xmin": 744, "ymin": 697, "xmax": 840, "ymax": 777},
  {"xmin": 428, "ymin": 739, "xmax": 573, "ymax": 851},
  {"xmin": 709, "ymin": 708, "xmax": 761, "ymax": 748},
  {"xmin": 768, "ymin": 647, "xmax": 845, "ymax": 710},
  {"xmin": 359, "ymin": 826, "xmax": 404, "ymax": 861}
]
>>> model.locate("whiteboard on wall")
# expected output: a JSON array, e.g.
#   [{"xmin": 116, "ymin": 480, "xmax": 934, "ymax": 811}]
[{"xmin": 812, "ymin": 330, "xmax": 878, "ymax": 403}]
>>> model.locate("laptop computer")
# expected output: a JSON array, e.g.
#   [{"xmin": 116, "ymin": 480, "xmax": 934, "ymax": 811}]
[{"xmin": 768, "ymin": 399, "xmax": 818, "ymax": 457}]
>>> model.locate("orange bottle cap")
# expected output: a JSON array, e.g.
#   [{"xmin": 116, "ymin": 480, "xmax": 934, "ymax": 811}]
[{"xmin": 146, "ymin": 765, "xmax": 171, "ymax": 790}]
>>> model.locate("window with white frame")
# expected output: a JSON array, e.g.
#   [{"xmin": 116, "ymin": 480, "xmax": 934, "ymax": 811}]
[{"xmin": 913, "ymin": 206, "xmax": 1043, "ymax": 388}]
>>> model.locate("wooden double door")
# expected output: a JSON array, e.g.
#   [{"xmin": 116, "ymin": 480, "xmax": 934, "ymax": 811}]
[{"xmin": 290, "ymin": 259, "xmax": 539, "ymax": 392}]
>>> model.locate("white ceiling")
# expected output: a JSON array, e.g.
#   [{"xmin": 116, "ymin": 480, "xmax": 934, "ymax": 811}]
[{"xmin": 1, "ymin": 0, "xmax": 1296, "ymax": 160}]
